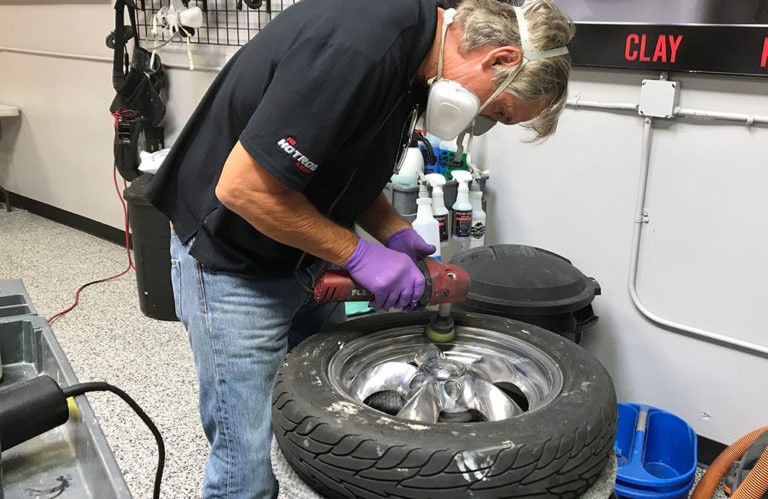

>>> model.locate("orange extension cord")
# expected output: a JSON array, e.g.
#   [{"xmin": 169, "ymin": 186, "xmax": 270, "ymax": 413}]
[{"xmin": 691, "ymin": 426, "xmax": 768, "ymax": 499}]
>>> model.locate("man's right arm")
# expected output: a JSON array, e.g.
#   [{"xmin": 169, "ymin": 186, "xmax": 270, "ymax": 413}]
[
  {"xmin": 215, "ymin": 141, "xmax": 425, "ymax": 310},
  {"xmin": 215, "ymin": 141, "xmax": 359, "ymax": 267}
]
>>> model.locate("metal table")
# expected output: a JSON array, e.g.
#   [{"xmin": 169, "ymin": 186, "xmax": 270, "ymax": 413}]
[{"xmin": 0, "ymin": 280, "xmax": 132, "ymax": 498}]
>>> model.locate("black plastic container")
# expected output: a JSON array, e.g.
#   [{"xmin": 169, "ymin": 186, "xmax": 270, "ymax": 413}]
[
  {"xmin": 123, "ymin": 174, "xmax": 177, "ymax": 321},
  {"xmin": 449, "ymin": 244, "xmax": 601, "ymax": 342}
]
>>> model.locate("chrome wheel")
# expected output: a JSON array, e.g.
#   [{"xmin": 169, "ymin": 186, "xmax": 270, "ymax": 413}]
[
  {"xmin": 274, "ymin": 312, "xmax": 617, "ymax": 499},
  {"xmin": 328, "ymin": 324, "xmax": 564, "ymax": 424}
]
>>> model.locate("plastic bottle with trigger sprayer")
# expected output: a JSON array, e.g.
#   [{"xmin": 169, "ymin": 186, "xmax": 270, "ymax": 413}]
[
  {"xmin": 451, "ymin": 170, "xmax": 473, "ymax": 242},
  {"xmin": 390, "ymin": 142, "xmax": 423, "ymax": 187},
  {"xmin": 425, "ymin": 173, "xmax": 449, "ymax": 246},
  {"xmin": 411, "ymin": 184, "xmax": 442, "ymax": 260},
  {"xmin": 469, "ymin": 181, "xmax": 486, "ymax": 248}
]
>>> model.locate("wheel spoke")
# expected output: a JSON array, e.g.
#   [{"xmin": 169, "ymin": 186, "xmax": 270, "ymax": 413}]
[
  {"xmin": 460, "ymin": 377, "xmax": 522, "ymax": 421},
  {"xmin": 469, "ymin": 355, "xmax": 523, "ymax": 384},
  {"xmin": 349, "ymin": 362, "xmax": 417, "ymax": 401},
  {"xmin": 397, "ymin": 381, "xmax": 443, "ymax": 423}
]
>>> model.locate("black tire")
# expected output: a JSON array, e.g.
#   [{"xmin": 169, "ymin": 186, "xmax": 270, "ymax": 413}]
[{"xmin": 272, "ymin": 312, "xmax": 617, "ymax": 499}]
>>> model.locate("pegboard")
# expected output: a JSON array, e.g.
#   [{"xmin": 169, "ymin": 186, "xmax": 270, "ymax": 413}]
[{"xmin": 136, "ymin": 0, "xmax": 298, "ymax": 47}]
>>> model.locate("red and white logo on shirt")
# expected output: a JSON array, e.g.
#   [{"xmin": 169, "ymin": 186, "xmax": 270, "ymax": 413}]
[{"xmin": 277, "ymin": 136, "xmax": 318, "ymax": 174}]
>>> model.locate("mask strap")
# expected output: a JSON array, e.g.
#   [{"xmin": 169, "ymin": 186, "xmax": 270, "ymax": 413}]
[
  {"xmin": 465, "ymin": 131, "xmax": 477, "ymax": 173},
  {"xmin": 477, "ymin": 62, "xmax": 524, "ymax": 113},
  {"xmin": 455, "ymin": 130, "xmax": 467, "ymax": 159},
  {"xmin": 453, "ymin": 132, "xmax": 481, "ymax": 177},
  {"xmin": 476, "ymin": 7, "xmax": 569, "ymax": 113},
  {"xmin": 513, "ymin": 6, "xmax": 569, "ymax": 61},
  {"xmin": 431, "ymin": 8, "xmax": 456, "ymax": 84}
]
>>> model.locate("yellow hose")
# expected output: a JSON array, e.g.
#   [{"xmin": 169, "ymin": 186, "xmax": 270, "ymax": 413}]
[{"xmin": 691, "ymin": 426, "xmax": 768, "ymax": 499}]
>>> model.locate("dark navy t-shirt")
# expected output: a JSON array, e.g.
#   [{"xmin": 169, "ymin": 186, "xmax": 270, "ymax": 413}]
[{"xmin": 147, "ymin": 0, "xmax": 436, "ymax": 275}]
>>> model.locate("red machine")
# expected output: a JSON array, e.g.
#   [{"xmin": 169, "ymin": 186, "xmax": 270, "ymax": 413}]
[{"xmin": 313, "ymin": 257, "xmax": 470, "ymax": 307}]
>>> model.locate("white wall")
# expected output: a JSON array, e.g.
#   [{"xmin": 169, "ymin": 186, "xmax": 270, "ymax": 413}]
[
  {"xmin": 476, "ymin": 68, "xmax": 768, "ymax": 445},
  {"xmin": 0, "ymin": 1, "xmax": 223, "ymax": 228},
  {"xmin": 2, "ymin": 2, "xmax": 767, "ymax": 446}
]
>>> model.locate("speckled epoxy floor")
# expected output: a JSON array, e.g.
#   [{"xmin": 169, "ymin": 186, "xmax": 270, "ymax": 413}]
[
  {"xmin": 1, "ymin": 207, "xmax": 206, "ymax": 498},
  {"xmin": 0, "ymin": 207, "xmax": 728, "ymax": 499}
]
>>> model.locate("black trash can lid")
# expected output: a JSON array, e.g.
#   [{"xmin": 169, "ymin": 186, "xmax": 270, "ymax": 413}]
[
  {"xmin": 123, "ymin": 173, "xmax": 155, "ymax": 205},
  {"xmin": 449, "ymin": 244, "xmax": 600, "ymax": 316}
]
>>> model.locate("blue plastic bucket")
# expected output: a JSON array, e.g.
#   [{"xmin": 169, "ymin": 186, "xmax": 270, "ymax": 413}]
[
  {"xmin": 613, "ymin": 403, "xmax": 697, "ymax": 499},
  {"xmin": 615, "ymin": 477, "xmax": 695, "ymax": 499}
]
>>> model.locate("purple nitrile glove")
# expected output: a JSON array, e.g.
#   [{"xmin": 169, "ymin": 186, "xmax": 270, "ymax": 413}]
[
  {"xmin": 385, "ymin": 228, "xmax": 436, "ymax": 264},
  {"xmin": 342, "ymin": 238, "xmax": 426, "ymax": 310}
]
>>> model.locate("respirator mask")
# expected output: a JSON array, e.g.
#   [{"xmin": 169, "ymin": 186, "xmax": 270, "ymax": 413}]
[{"xmin": 424, "ymin": 6, "xmax": 569, "ymax": 141}]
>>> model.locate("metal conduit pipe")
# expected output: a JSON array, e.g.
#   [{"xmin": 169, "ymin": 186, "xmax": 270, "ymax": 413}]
[
  {"xmin": 566, "ymin": 99, "xmax": 768, "ymax": 126},
  {"xmin": 565, "ymin": 93, "xmax": 768, "ymax": 358},
  {"xmin": 0, "ymin": 46, "xmax": 221, "ymax": 72},
  {"xmin": 565, "ymin": 97, "xmax": 638, "ymax": 112},
  {"xmin": 0, "ymin": 46, "xmax": 111, "ymax": 64},
  {"xmin": 674, "ymin": 106, "xmax": 768, "ymax": 126},
  {"xmin": 628, "ymin": 118, "xmax": 768, "ymax": 357}
]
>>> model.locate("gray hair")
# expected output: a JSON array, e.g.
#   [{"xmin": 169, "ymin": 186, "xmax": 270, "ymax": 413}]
[{"xmin": 454, "ymin": 0, "xmax": 575, "ymax": 139}]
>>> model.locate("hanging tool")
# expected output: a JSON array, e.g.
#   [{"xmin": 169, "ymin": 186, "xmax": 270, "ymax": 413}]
[
  {"xmin": 105, "ymin": 26, "xmax": 136, "ymax": 50},
  {"xmin": 236, "ymin": 0, "xmax": 263, "ymax": 11},
  {"xmin": 149, "ymin": 0, "xmax": 203, "ymax": 70},
  {"xmin": 181, "ymin": 0, "xmax": 207, "ymax": 11},
  {"xmin": 313, "ymin": 257, "xmax": 470, "ymax": 343}
]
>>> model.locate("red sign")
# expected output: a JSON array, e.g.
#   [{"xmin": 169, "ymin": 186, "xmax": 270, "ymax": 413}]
[
  {"xmin": 570, "ymin": 24, "xmax": 768, "ymax": 77},
  {"xmin": 625, "ymin": 34, "xmax": 683, "ymax": 63}
]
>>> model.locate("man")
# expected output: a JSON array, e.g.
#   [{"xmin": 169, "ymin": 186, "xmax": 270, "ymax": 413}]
[{"xmin": 147, "ymin": 0, "xmax": 574, "ymax": 497}]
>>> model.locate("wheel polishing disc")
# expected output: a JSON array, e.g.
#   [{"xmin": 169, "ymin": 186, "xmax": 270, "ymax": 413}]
[{"xmin": 425, "ymin": 325, "xmax": 456, "ymax": 343}]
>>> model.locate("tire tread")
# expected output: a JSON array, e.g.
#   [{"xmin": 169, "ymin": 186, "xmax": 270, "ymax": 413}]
[{"xmin": 272, "ymin": 314, "xmax": 618, "ymax": 498}]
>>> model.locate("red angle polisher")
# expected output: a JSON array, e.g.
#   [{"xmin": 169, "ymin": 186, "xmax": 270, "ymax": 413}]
[{"xmin": 313, "ymin": 257, "xmax": 470, "ymax": 342}]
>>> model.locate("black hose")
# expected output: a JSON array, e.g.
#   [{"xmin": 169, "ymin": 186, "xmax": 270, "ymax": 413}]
[{"xmin": 62, "ymin": 382, "xmax": 165, "ymax": 499}]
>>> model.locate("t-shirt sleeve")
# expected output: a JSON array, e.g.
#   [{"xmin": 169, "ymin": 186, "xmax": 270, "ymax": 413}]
[{"xmin": 238, "ymin": 37, "xmax": 385, "ymax": 192}]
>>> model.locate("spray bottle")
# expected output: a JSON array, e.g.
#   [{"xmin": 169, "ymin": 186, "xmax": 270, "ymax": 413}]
[
  {"xmin": 451, "ymin": 170, "xmax": 473, "ymax": 242},
  {"xmin": 411, "ymin": 184, "xmax": 442, "ymax": 260},
  {"xmin": 390, "ymin": 145, "xmax": 423, "ymax": 187},
  {"xmin": 425, "ymin": 173, "xmax": 450, "ymax": 246},
  {"xmin": 469, "ymin": 182, "xmax": 486, "ymax": 248}
]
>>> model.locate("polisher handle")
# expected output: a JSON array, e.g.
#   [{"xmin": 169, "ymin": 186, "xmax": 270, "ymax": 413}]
[
  {"xmin": 313, "ymin": 270, "xmax": 374, "ymax": 302},
  {"xmin": 313, "ymin": 257, "xmax": 470, "ymax": 305}
]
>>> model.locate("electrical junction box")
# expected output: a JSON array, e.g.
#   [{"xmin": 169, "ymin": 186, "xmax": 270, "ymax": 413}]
[{"xmin": 638, "ymin": 79, "xmax": 680, "ymax": 119}]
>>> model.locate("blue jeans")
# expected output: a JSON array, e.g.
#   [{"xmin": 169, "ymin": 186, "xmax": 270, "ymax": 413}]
[{"xmin": 170, "ymin": 231, "xmax": 345, "ymax": 499}]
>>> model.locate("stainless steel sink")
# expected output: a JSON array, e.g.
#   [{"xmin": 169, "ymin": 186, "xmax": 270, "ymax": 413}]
[{"xmin": 0, "ymin": 280, "xmax": 131, "ymax": 498}]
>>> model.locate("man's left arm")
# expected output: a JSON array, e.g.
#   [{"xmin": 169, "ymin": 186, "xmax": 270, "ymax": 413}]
[
  {"xmin": 357, "ymin": 193, "xmax": 436, "ymax": 263},
  {"xmin": 356, "ymin": 193, "xmax": 411, "ymax": 243}
]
